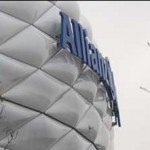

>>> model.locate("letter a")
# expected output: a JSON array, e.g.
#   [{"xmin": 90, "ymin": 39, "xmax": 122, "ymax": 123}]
[{"xmin": 59, "ymin": 12, "xmax": 77, "ymax": 55}]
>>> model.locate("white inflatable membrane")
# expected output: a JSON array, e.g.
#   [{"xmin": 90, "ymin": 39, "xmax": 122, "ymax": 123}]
[{"xmin": 0, "ymin": 1, "xmax": 114, "ymax": 150}]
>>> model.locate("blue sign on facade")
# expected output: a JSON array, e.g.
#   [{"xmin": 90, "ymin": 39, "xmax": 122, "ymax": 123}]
[{"xmin": 59, "ymin": 11, "xmax": 121, "ymax": 127}]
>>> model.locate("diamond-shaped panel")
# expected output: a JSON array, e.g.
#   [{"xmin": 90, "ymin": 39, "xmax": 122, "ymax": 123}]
[
  {"xmin": 42, "ymin": 49, "xmax": 83, "ymax": 86},
  {"xmin": 0, "ymin": 100, "xmax": 39, "ymax": 140},
  {"xmin": 103, "ymin": 108, "xmax": 112, "ymax": 130},
  {"xmin": 95, "ymin": 124, "xmax": 111, "ymax": 150},
  {"xmin": 0, "ymin": 1, "xmax": 53, "ymax": 24},
  {"xmin": 0, "ymin": 12, "xmax": 28, "ymax": 45},
  {"xmin": 73, "ymin": 66, "xmax": 99, "ymax": 103},
  {"xmin": 76, "ymin": 106, "xmax": 103, "ymax": 142},
  {"xmin": 2, "ymin": 70, "xmax": 70, "ymax": 112},
  {"xmin": 0, "ymin": 26, "xmax": 59, "ymax": 68},
  {"xmin": 0, "ymin": 54, "xmax": 36, "ymax": 95},
  {"xmin": 49, "ymin": 130, "xmax": 91, "ymax": 150},
  {"xmin": 55, "ymin": 1, "xmax": 80, "ymax": 21},
  {"xmin": 46, "ymin": 88, "xmax": 91, "ymax": 127},
  {"xmin": 93, "ymin": 85, "xmax": 108, "ymax": 118},
  {"xmin": 34, "ymin": 5, "xmax": 61, "ymax": 39}
]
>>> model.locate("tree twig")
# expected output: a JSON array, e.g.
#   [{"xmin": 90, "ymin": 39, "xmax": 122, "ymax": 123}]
[{"xmin": 139, "ymin": 86, "xmax": 150, "ymax": 93}]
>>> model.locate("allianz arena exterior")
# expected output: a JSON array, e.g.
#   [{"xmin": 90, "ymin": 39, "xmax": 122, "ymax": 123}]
[{"xmin": 0, "ymin": 1, "xmax": 120, "ymax": 150}]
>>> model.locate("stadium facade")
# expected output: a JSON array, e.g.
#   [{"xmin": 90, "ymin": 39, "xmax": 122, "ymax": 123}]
[{"xmin": 0, "ymin": 1, "xmax": 120, "ymax": 150}]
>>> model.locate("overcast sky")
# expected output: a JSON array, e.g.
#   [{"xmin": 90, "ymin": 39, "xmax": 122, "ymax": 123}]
[{"xmin": 78, "ymin": 1, "xmax": 150, "ymax": 150}]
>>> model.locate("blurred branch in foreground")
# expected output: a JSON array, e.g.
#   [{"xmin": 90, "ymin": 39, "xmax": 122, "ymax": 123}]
[
  {"xmin": 147, "ymin": 42, "xmax": 150, "ymax": 46},
  {"xmin": 139, "ymin": 86, "xmax": 150, "ymax": 93}
]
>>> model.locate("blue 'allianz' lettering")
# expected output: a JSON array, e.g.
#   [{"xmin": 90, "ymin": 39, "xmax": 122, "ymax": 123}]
[{"xmin": 59, "ymin": 11, "xmax": 121, "ymax": 127}]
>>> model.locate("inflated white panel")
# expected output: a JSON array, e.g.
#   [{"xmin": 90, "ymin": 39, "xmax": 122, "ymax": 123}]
[
  {"xmin": 0, "ymin": 12, "xmax": 28, "ymax": 45},
  {"xmin": 0, "ymin": 54, "xmax": 36, "ymax": 95},
  {"xmin": 34, "ymin": 5, "xmax": 61, "ymax": 39},
  {"xmin": 3, "ymin": 70, "xmax": 70, "ymax": 112},
  {"xmin": 0, "ymin": 101, "xmax": 39, "ymax": 140},
  {"xmin": 49, "ymin": 130, "xmax": 91, "ymax": 150},
  {"xmin": 42, "ymin": 49, "xmax": 83, "ymax": 86},
  {"xmin": 73, "ymin": 66, "xmax": 99, "ymax": 103},
  {"xmin": 46, "ymin": 88, "xmax": 91, "ymax": 127},
  {"xmin": 93, "ymin": 85, "xmax": 108, "ymax": 117},
  {"xmin": 0, "ymin": 26, "xmax": 58, "ymax": 68},
  {"xmin": 76, "ymin": 106, "xmax": 103, "ymax": 142},
  {"xmin": 0, "ymin": 1, "xmax": 53, "ymax": 24},
  {"xmin": 79, "ymin": 15, "xmax": 93, "ymax": 41},
  {"xmin": 0, "ymin": 1, "xmax": 114, "ymax": 150},
  {"xmin": 55, "ymin": 1, "xmax": 80, "ymax": 21}
]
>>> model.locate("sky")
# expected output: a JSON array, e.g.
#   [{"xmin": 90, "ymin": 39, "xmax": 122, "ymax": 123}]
[{"xmin": 78, "ymin": 1, "xmax": 150, "ymax": 150}]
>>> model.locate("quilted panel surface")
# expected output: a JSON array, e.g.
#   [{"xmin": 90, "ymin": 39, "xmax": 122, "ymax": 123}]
[{"xmin": 0, "ymin": 1, "xmax": 114, "ymax": 150}]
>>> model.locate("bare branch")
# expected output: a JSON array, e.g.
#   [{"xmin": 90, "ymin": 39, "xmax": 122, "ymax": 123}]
[
  {"xmin": 4, "ymin": 129, "xmax": 18, "ymax": 150},
  {"xmin": 0, "ymin": 98, "xmax": 6, "ymax": 121},
  {"xmin": 0, "ymin": 98, "xmax": 18, "ymax": 150},
  {"xmin": 139, "ymin": 86, "xmax": 150, "ymax": 93}
]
